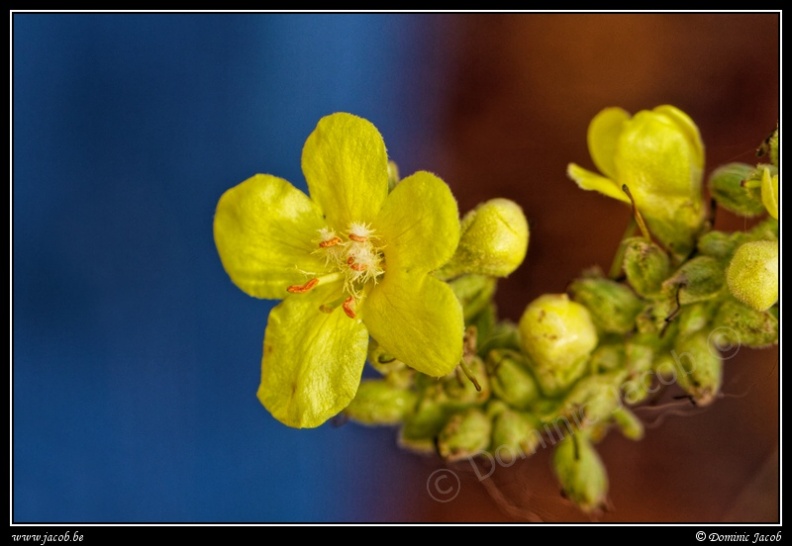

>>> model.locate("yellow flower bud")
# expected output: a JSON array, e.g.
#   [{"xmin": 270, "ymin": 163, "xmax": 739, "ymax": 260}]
[
  {"xmin": 726, "ymin": 240, "xmax": 778, "ymax": 311},
  {"xmin": 518, "ymin": 294, "xmax": 598, "ymax": 395},
  {"xmin": 439, "ymin": 198, "xmax": 529, "ymax": 278}
]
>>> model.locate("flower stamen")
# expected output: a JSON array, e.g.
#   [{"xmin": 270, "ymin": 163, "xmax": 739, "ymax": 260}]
[
  {"xmin": 342, "ymin": 296, "xmax": 357, "ymax": 319},
  {"xmin": 319, "ymin": 236, "xmax": 343, "ymax": 248},
  {"xmin": 287, "ymin": 278, "xmax": 319, "ymax": 294},
  {"xmin": 347, "ymin": 256, "xmax": 368, "ymax": 271}
]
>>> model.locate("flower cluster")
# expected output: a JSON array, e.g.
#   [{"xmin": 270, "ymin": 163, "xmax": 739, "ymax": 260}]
[{"xmin": 215, "ymin": 107, "xmax": 777, "ymax": 516}]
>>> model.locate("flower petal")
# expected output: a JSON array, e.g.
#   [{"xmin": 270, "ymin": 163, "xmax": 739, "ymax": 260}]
[
  {"xmin": 653, "ymin": 105, "xmax": 705, "ymax": 169},
  {"xmin": 588, "ymin": 107, "xmax": 629, "ymax": 180},
  {"xmin": 362, "ymin": 270, "xmax": 464, "ymax": 377},
  {"xmin": 258, "ymin": 285, "xmax": 369, "ymax": 428},
  {"xmin": 374, "ymin": 171, "xmax": 460, "ymax": 272},
  {"xmin": 214, "ymin": 174, "xmax": 328, "ymax": 299},
  {"xmin": 214, "ymin": 174, "xmax": 325, "ymax": 299},
  {"xmin": 302, "ymin": 113, "xmax": 389, "ymax": 231},
  {"xmin": 567, "ymin": 163, "xmax": 631, "ymax": 204}
]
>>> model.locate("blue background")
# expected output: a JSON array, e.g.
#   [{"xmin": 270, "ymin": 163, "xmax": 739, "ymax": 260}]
[{"xmin": 13, "ymin": 13, "xmax": 450, "ymax": 522}]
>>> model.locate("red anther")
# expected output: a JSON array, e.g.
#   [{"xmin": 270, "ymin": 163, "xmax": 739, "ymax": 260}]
[
  {"xmin": 319, "ymin": 236, "xmax": 342, "ymax": 248},
  {"xmin": 347, "ymin": 256, "xmax": 367, "ymax": 271},
  {"xmin": 286, "ymin": 278, "xmax": 319, "ymax": 294},
  {"xmin": 348, "ymin": 233, "xmax": 368, "ymax": 243},
  {"xmin": 342, "ymin": 296, "xmax": 356, "ymax": 318}
]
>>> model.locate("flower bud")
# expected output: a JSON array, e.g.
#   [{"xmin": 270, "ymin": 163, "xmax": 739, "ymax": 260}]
[
  {"xmin": 518, "ymin": 294, "xmax": 598, "ymax": 396},
  {"xmin": 486, "ymin": 349, "xmax": 540, "ymax": 410},
  {"xmin": 399, "ymin": 386, "xmax": 453, "ymax": 453},
  {"xmin": 612, "ymin": 407, "xmax": 644, "ymax": 441},
  {"xmin": 569, "ymin": 276, "xmax": 643, "ymax": 334},
  {"xmin": 553, "ymin": 433, "xmax": 608, "ymax": 513},
  {"xmin": 490, "ymin": 406, "xmax": 543, "ymax": 462},
  {"xmin": 442, "ymin": 356, "xmax": 490, "ymax": 406},
  {"xmin": 663, "ymin": 256, "xmax": 725, "ymax": 305},
  {"xmin": 562, "ymin": 372, "xmax": 624, "ymax": 430},
  {"xmin": 620, "ymin": 340, "xmax": 655, "ymax": 404},
  {"xmin": 439, "ymin": 198, "xmax": 529, "ymax": 278},
  {"xmin": 622, "ymin": 237, "xmax": 671, "ymax": 297},
  {"xmin": 714, "ymin": 298, "xmax": 778, "ymax": 349},
  {"xmin": 726, "ymin": 240, "xmax": 778, "ymax": 311},
  {"xmin": 344, "ymin": 380, "xmax": 417, "ymax": 426},
  {"xmin": 589, "ymin": 343, "xmax": 627, "ymax": 374},
  {"xmin": 672, "ymin": 332, "xmax": 722, "ymax": 406},
  {"xmin": 709, "ymin": 163, "xmax": 766, "ymax": 217},
  {"xmin": 437, "ymin": 408, "xmax": 492, "ymax": 462},
  {"xmin": 697, "ymin": 230, "xmax": 739, "ymax": 260}
]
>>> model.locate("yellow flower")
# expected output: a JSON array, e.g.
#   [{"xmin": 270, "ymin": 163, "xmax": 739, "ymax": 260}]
[
  {"xmin": 568, "ymin": 105, "xmax": 706, "ymax": 257},
  {"xmin": 214, "ymin": 113, "xmax": 464, "ymax": 428}
]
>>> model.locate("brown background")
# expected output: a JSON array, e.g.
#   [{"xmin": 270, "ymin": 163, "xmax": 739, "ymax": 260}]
[{"xmin": 390, "ymin": 13, "xmax": 779, "ymax": 522}]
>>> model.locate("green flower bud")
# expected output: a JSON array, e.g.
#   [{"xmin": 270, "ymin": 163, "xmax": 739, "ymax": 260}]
[
  {"xmin": 708, "ymin": 163, "xmax": 766, "ymax": 217},
  {"xmin": 612, "ymin": 407, "xmax": 644, "ymax": 441},
  {"xmin": 714, "ymin": 298, "xmax": 778, "ymax": 349},
  {"xmin": 486, "ymin": 349, "xmax": 541, "ymax": 410},
  {"xmin": 448, "ymin": 274, "xmax": 497, "ymax": 322},
  {"xmin": 622, "ymin": 237, "xmax": 671, "ymax": 297},
  {"xmin": 437, "ymin": 408, "xmax": 492, "ymax": 462},
  {"xmin": 553, "ymin": 433, "xmax": 608, "ymax": 513},
  {"xmin": 344, "ymin": 380, "xmax": 417, "ymax": 426},
  {"xmin": 569, "ymin": 276, "xmax": 643, "ymax": 334},
  {"xmin": 439, "ymin": 198, "xmax": 529, "ymax": 278},
  {"xmin": 589, "ymin": 343, "xmax": 627, "ymax": 374},
  {"xmin": 518, "ymin": 294, "xmax": 598, "ymax": 396},
  {"xmin": 672, "ymin": 332, "xmax": 722, "ymax": 406},
  {"xmin": 697, "ymin": 230, "xmax": 740, "ymax": 260},
  {"xmin": 677, "ymin": 302, "xmax": 718, "ymax": 337},
  {"xmin": 442, "ymin": 356, "xmax": 490, "ymax": 406},
  {"xmin": 562, "ymin": 372, "xmax": 624, "ymax": 430},
  {"xmin": 400, "ymin": 386, "xmax": 454, "ymax": 453},
  {"xmin": 634, "ymin": 298, "xmax": 676, "ymax": 335},
  {"xmin": 663, "ymin": 256, "xmax": 725, "ymax": 305},
  {"xmin": 726, "ymin": 240, "xmax": 778, "ymax": 311},
  {"xmin": 490, "ymin": 406, "xmax": 543, "ymax": 462},
  {"xmin": 620, "ymin": 341, "xmax": 656, "ymax": 404}
]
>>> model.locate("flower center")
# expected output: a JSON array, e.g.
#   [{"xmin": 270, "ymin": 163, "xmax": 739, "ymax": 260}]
[{"xmin": 286, "ymin": 223, "xmax": 385, "ymax": 318}]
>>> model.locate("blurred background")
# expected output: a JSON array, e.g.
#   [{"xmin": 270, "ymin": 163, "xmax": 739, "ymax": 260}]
[{"xmin": 12, "ymin": 13, "xmax": 779, "ymax": 522}]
